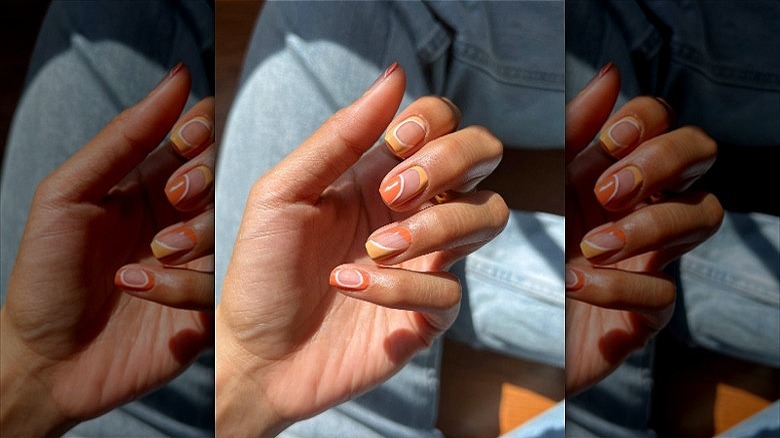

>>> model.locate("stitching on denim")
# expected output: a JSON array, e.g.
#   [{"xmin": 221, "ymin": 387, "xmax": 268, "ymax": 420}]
[
  {"xmin": 680, "ymin": 256, "xmax": 779, "ymax": 306},
  {"xmin": 464, "ymin": 257, "xmax": 564, "ymax": 307},
  {"xmin": 452, "ymin": 40, "xmax": 564, "ymax": 91},
  {"xmin": 670, "ymin": 43, "xmax": 780, "ymax": 91}
]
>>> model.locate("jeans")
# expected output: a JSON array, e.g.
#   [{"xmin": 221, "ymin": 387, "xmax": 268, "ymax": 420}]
[
  {"xmin": 0, "ymin": 1, "xmax": 215, "ymax": 436},
  {"xmin": 566, "ymin": 1, "xmax": 780, "ymax": 435},
  {"xmin": 216, "ymin": 1, "xmax": 565, "ymax": 436}
]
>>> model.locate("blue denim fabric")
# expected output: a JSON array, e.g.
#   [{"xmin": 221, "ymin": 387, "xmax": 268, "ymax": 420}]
[
  {"xmin": 566, "ymin": 1, "xmax": 780, "ymax": 436},
  {"xmin": 217, "ymin": 1, "xmax": 564, "ymax": 436},
  {"xmin": 0, "ymin": 1, "xmax": 214, "ymax": 436}
]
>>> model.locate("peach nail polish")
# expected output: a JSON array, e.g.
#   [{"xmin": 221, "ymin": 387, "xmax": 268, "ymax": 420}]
[
  {"xmin": 385, "ymin": 116, "xmax": 427, "ymax": 158},
  {"xmin": 380, "ymin": 166, "xmax": 428, "ymax": 207},
  {"xmin": 330, "ymin": 267, "xmax": 370, "ymax": 291},
  {"xmin": 580, "ymin": 226, "xmax": 626, "ymax": 260},
  {"xmin": 115, "ymin": 267, "xmax": 155, "ymax": 291},
  {"xmin": 151, "ymin": 224, "xmax": 197, "ymax": 260},
  {"xmin": 595, "ymin": 165, "xmax": 644, "ymax": 206},
  {"xmin": 170, "ymin": 116, "xmax": 212, "ymax": 156},
  {"xmin": 600, "ymin": 116, "xmax": 641, "ymax": 155},
  {"xmin": 166, "ymin": 165, "xmax": 213, "ymax": 207},
  {"xmin": 366, "ymin": 226, "xmax": 412, "ymax": 261}
]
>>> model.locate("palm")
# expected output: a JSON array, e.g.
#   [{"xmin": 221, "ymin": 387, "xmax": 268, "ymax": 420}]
[
  {"xmin": 223, "ymin": 146, "xmax": 446, "ymax": 421},
  {"xmin": 6, "ymin": 151, "xmax": 209, "ymax": 420}
]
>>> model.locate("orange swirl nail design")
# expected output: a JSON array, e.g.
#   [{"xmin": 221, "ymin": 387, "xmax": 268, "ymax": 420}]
[
  {"xmin": 366, "ymin": 226, "xmax": 412, "ymax": 261},
  {"xmin": 381, "ymin": 166, "xmax": 428, "ymax": 206},
  {"xmin": 115, "ymin": 267, "xmax": 155, "ymax": 291},
  {"xmin": 330, "ymin": 267, "xmax": 370, "ymax": 291}
]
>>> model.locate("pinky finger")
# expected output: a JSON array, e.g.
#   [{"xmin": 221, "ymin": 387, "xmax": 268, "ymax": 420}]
[
  {"xmin": 329, "ymin": 264, "xmax": 461, "ymax": 333},
  {"xmin": 565, "ymin": 264, "xmax": 676, "ymax": 313},
  {"xmin": 115, "ymin": 263, "xmax": 214, "ymax": 310}
]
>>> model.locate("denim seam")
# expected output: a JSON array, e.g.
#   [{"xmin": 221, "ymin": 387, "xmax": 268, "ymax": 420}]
[
  {"xmin": 680, "ymin": 257, "xmax": 779, "ymax": 306},
  {"xmin": 451, "ymin": 40, "xmax": 564, "ymax": 91},
  {"xmin": 465, "ymin": 258, "xmax": 563, "ymax": 306},
  {"xmin": 415, "ymin": 26, "xmax": 451, "ymax": 65},
  {"xmin": 670, "ymin": 42, "xmax": 780, "ymax": 91}
]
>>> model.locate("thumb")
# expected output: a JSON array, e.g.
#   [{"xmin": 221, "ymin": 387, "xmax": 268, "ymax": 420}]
[
  {"xmin": 257, "ymin": 62, "xmax": 406, "ymax": 204},
  {"xmin": 565, "ymin": 63, "xmax": 620, "ymax": 163}
]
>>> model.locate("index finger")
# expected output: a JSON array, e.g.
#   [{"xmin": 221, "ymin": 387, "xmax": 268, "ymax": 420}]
[{"xmin": 44, "ymin": 63, "xmax": 191, "ymax": 203}]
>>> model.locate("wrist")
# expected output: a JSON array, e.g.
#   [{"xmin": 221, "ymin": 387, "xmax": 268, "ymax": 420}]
[
  {"xmin": 1, "ymin": 311, "xmax": 74, "ymax": 437},
  {"xmin": 215, "ymin": 307, "xmax": 290, "ymax": 437}
]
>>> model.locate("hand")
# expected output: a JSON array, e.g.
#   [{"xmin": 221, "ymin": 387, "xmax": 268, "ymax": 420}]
[
  {"xmin": 564, "ymin": 64, "xmax": 724, "ymax": 393},
  {"xmin": 216, "ymin": 63, "xmax": 509, "ymax": 436},
  {"xmin": 0, "ymin": 64, "xmax": 214, "ymax": 436}
]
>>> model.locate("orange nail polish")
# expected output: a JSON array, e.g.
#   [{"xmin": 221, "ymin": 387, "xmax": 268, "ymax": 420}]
[
  {"xmin": 151, "ymin": 224, "xmax": 197, "ymax": 260},
  {"xmin": 385, "ymin": 116, "xmax": 427, "ymax": 158},
  {"xmin": 115, "ymin": 267, "xmax": 155, "ymax": 291},
  {"xmin": 565, "ymin": 268, "xmax": 585, "ymax": 292},
  {"xmin": 166, "ymin": 165, "xmax": 213, "ymax": 207},
  {"xmin": 366, "ymin": 226, "xmax": 412, "ymax": 261},
  {"xmin": 595, "ymin": 165, "xmax": 644, "ymax": 206},
  {"xmin": 170, "ymin": 116, "xmax": 212, "ymax": 157},
  {"xmin": 600, "ymin": 116, "xmax": 641, "ymax": 155},
  {"xmin": 380, "ymin": 166, "xmax": 428, "ymax": 207},
  {"xmin": 580, "ymin": 225, "xmax": 626, "ymax": 260},
  {"xmin": 330, "ymin": 267, "xmax": 370, "ymax": 291}
]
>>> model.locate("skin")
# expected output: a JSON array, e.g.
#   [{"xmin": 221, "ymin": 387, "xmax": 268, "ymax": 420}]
[
  {"xmin": 564, "ymin": 65, "xmax": 724, "ymax": 394},
  {"xmin": 215, "ymin": 65, "xmax": 509, "ymax": 436},
  {"xmin": 0, "ymin": 65, "xmax": 215, "ymax": 436}
]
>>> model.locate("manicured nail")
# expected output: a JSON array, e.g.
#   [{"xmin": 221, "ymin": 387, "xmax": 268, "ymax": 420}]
[
  {"xmin": 151, "ymin": 224, "xmax": 197, "ymax": 260},
  {"xmin": 170, "ymin": 116, "xmax": 212, "ymax": 156},
  {"xmin": 366, "ymin": 226, "xmax": 412, "ymax": 261},
  {"xmin": 152, "ymin": 61, "xmax": 183, "ymax": 93},
  {"xmin": 115, "ymin": 267, "xmax": 155, "ymax": 291},
  {"xmin": 330, "ymin": 267, "xmax": 370, "ymax": 291},
  {"xmin": 365, "ymin": 62, "xmax": 399, "ymax": 95},
  {"xmin": 565, "ymin": 268, "xmax": 585, "ymax": 292},
  {"xmin": 166, "ymin": 165, "xmax": 213, "ymax": 207},
  {"xmin": 595, "ymin": 165, "xmax": 644, "ymax": 206},
  {"xmin": 576, "ymin": 62, "xmax": 614, "ymax": 98},
  {"xmin": 380, "ymin": 166, "xmax": 428, "ymax": 207},
  {"xmin": 385, "ymin": 116, "xmax": 427, "ymax": 158},
  {"xmin": 600, "ymin": 116, "xmax": 641, "ymax": 155},
  {"xmin": 580, "ymin": 225, "xmax": 626, "ymax": 260}
]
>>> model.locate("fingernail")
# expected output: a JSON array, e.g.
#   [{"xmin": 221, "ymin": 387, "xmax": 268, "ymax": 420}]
[
  {"xmin": 170, "ymin": 116, "xmax": 212, "ymax": 156},
  {"xmin": 565, "ymin": 268, "xmax": 585, "ymax": 292},
  {"xmin": 330, "ymin": 267, "xmax": 370, "ymax": 291},
  {"xmin": 580, "ymin": 226, "xmax": 626, "ymax": 260},
  {"xmin": 385, "ymin": 116, "xmax": 427, "ymax": 158},
  {"xmin": 577, "ymin": 62, "xmax": 614, "ymax": 98},
  {"xmin": 166, "ymin": 165, "xmax": 213, "ymax": 207},
  {"xmin": 600, "ymin": 116, "xmax": 641, "ymax": 155},
  {"xmin": 365, "ymin": 61, "xmax": 399, "ymax": 95},
  {"xmin": 595, "ymin": 165, "xmax": 644, "ymax": 206},
  {"xmin": 366, "ymin": 226, "xmax": 412, "ymax": 261},
  {"xmin": 380, "ymin": 166, "xmax": 428, "ymax": 207},
  {"xmin": 152, "ymin": 61, "xmax": 183, "ymax": 93},
  {"xmin": 115, "ymin": 267, "xmax": 155, "ymax": 291},
  {"xmin": 151, "ymin": 223, "xmax": 197, "ymax": 260}
]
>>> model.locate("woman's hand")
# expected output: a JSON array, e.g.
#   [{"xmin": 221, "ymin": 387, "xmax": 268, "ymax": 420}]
[
  {"xmin": 0, "ymin": 64, "xmax": 214, "ymax": 436},
  {"xmin": 216, "ymin": 63, "xmax": 509, "ymax": 436},
  {"xmin": 564, "ymin": 64, "xmax": 724, "ymax": 394}
]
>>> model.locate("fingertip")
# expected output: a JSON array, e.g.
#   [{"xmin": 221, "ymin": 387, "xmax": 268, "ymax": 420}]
[
  {"xmin": 115, "ymin": 266, "xmax": 155, "ymax": 292},
  {"xmin": 329, "ymin": 265, "xmax": 371, "ymax": 292}
]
